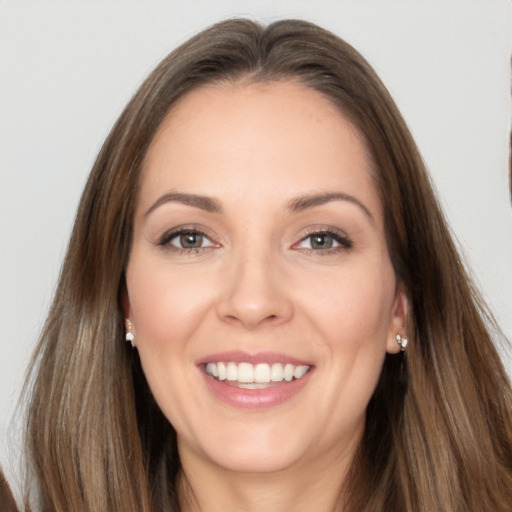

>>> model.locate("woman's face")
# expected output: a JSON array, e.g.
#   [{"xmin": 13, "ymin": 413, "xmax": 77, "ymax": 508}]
[{"xmin": 125, "ymin": 81, "xmax": 406, "ymax": 475}]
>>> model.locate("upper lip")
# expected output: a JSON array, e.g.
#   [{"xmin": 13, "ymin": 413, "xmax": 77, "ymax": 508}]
[{"xmin": 195, "ymin": 350, "xmax": 313, "ymax": 367}]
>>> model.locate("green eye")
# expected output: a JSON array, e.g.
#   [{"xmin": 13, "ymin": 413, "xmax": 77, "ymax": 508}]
[
  {"xmin": 296, "ymin": 230, "xmax": 352, "ymax": 252},
  {"xmin": 177, "ymin": 232, "xmax": 205, "ymax": 249},
  {"xmin": 309, "ymin": 233, "xmax": 334, "ymax": 249},
  {"xmin": 159, "ymin": 229, "xmax": 215, "ymax": 250}
]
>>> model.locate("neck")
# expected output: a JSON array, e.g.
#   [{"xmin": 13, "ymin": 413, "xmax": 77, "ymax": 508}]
[{"xmin": 177, "ymin": 442, "xmax": 357, "ymax": 512}]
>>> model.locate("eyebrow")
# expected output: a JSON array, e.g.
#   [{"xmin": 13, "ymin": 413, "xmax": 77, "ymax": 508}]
[
  {"xmin": 287, "ymin": 192, "xmax": 374, "ymax": 221},
  {"xmin": 144, "ymin": 190, "xmax": 373, "ymax": 222},
  {"xmin": 144, "ymin": 191, "xmax": 223, "ymax": 218}
]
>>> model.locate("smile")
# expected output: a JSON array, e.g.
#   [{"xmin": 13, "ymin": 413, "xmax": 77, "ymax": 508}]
[{"xmin": 204, "ymin": 361, "xmax": 310, "ymax": 387}]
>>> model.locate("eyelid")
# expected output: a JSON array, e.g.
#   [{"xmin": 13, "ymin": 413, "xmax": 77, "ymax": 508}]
[
  {"xmin": 170, "ymin": 231, "xmax": 214, "ymax": 249},
  {"xmin": 156, "ymin": 225, "xmax": 220, "ymax": 251},
  {"xmin": 292, "ymin": 226, "xmax": 353, "ymax": 252}
]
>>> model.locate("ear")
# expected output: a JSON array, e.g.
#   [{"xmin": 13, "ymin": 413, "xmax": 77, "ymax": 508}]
[
  {"xmin": 386, "ymin": 283, "xmax": 409, "ymax": 354},
  {"xmin": 121, "ymin": 285, "xmax": 135, "ymax": 334}
]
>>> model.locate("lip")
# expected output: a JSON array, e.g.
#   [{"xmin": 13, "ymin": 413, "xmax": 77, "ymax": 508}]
[
  {"xmin": 195, "ymin": 350, "xmax": 313, "ymax": 366},
  {"xmin": 196, "ymin": 351, "xmax": 314, "ymax": 410},
  {"xmin": 200, "ymin": 368, "xmax": 313, "ymax": 409}
]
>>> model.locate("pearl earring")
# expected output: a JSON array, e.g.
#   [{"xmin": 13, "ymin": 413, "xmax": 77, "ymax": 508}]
[
  {"xmin": 125, "ymin": 319, "xmax": 135, "ymax": 347},
  {"xmin": 396, "ymin": 333, "xmax": 408, "ymax": 352}
]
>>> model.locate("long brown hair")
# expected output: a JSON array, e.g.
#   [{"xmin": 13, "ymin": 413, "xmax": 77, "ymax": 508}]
[{"xmin": 22, "ymin": 18, "xmax": 512, "ymax": 511}]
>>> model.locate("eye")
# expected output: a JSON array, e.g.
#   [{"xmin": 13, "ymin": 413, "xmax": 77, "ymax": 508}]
[
  {"xmin": 295, "ymin": 229, "xmax": 352, "ymax": 252},
  {"xmin": 158, "ymin": 228, "xmax": 216, "ymax": 251},
  {"xmin": 173, "ymin": 231, "xmax": 209, "ymax": 249},
  {"xmin": 303, "ymin": 233, "xmax": 336, "ymax": 250}
]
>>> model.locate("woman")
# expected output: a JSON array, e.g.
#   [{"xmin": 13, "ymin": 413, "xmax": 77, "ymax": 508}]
[{"xmin": 21, "ymin": 18, "xmax": 511, "ymax": 511}]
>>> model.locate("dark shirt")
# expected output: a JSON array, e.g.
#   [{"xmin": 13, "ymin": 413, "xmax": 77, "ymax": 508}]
[{"xmin": 0, "ymin": 469, "xmax": 19, "ymax": 512}]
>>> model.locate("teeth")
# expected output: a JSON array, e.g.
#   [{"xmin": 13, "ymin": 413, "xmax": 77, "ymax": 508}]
[
  {"xmin": 226, "ymin": 362, "xmax": 238, "ymax": 381},
  {"xmin": 217, "ymin": 362, "xmax": 227, "ymax": 381},
  {"xmin": 237, "ymin": 362, "xmax": 254, "ymax": 383},
  {"xmin": 294, "ymin": 365, "xmax": 308, "ymax": 379},
  {"xmin": 206, "ymin": 362, "xmax": 218, "ymax": 378},
  {"xmin": 284, "ymin": 363, "xmax": 294, "ymax": 382},
  {"xmin": 205, "ymin": 362, "xmax": 310, "ymax": 384},
  {"xmin": 270, "ymin": 363, "xmax": 283, "ymax": 382},
  {"xmin": 254, "ymin": 363, "xmax": 270, "ymax": 383}
]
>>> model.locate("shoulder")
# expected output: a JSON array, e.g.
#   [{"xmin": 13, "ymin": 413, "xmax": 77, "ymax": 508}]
[{"xmin": 0, "ymin": 469, "xmax": 20, "ymax": 512}]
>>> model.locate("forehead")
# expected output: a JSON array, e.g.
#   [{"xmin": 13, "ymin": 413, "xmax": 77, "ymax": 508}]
[{"xmin": 140, "ymin": 80, "xmax": 381, "ymax": 219}]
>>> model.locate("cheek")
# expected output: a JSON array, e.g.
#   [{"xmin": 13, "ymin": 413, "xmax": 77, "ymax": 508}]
[
  {"xmin": 303, "ymin": 267, "xmax": 394, "ymax": 415},
  {"xmin": 301, "ymin": 263, "xmax": 396, "ymax": 349},
  {"xmin": 125, "ymin": 261, "xmax": 214, "ymax": 429},
  {"xmin": 125, "ymin": 260, "xmax": 212, "ymax": 412},
  {"xmin": 303, "ymin": 263, "xmax": 395, "ymax": 393},
  {"xmin": 127, "ymin": 260, "xmax": 212, "ymax": 348}
]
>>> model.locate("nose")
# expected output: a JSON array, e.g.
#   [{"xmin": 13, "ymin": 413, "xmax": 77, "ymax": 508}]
[{"xmin": 215, "ymin": 250, "xmax": 294, "ymax": 330}]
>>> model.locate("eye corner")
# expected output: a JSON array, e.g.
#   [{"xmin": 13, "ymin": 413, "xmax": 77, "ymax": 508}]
[
  {"xmin": 156, "ymin": 226, "xmax": 221, "ymax": 253},
  {"xmin": 292, "ymin": 227, "xmax": 353, "ymax": 254}
]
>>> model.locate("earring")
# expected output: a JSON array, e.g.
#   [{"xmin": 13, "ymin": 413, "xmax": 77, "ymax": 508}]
[
  {"xmin": 396, "ymin": 333, "xmax": 408, "ymax": 352},
  {"xmin": 125, "ymin": 319, "xmax": 135, "ymax": 347}
]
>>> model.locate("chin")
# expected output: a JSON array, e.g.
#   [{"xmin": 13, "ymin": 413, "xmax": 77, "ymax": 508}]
[
  {"xmin": 178, "ymin": 422, "xmax": 309, "ymax": 474},
  {"xmin": 206, "ymin": 445, "xmax": 303, "ymax": 474}
]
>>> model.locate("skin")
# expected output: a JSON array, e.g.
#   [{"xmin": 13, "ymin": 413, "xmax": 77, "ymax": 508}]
[{"xmin": 125, "ymin": 81, "xmax": 407, "ymax": 512}]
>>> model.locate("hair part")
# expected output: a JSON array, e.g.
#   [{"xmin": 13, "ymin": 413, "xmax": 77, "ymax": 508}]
[{"xmin": 23, "ymin": 18, "xmax": 512, "ymax": 512}]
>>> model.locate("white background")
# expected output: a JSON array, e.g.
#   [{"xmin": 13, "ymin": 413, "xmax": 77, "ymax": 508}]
[{"xmin": 1, "ymin": 0, "xmax": 511, "ymax": 485}]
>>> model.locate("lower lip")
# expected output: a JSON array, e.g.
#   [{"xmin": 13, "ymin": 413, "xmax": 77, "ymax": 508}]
[{"xmin": 201, "ymin": 369, "xmax": 312, "ymax": 409}]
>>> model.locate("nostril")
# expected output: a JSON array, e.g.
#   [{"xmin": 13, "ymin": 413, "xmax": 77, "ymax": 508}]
[{"xmin": 215, "ymin": 272, "xmax": 294, "ymax": 329}]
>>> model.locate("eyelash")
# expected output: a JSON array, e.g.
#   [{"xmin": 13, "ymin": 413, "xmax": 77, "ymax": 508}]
[
  {"xmin": 157, "ymin": 227, "xmax": 353, "ymax": 255},
  {"xmin": 157, "ymin": 227, "xmax": 215, "ymax": 254},
  {"xmin": 294, "ymin": 228, "xmax": 353, "ymax": 255}
]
